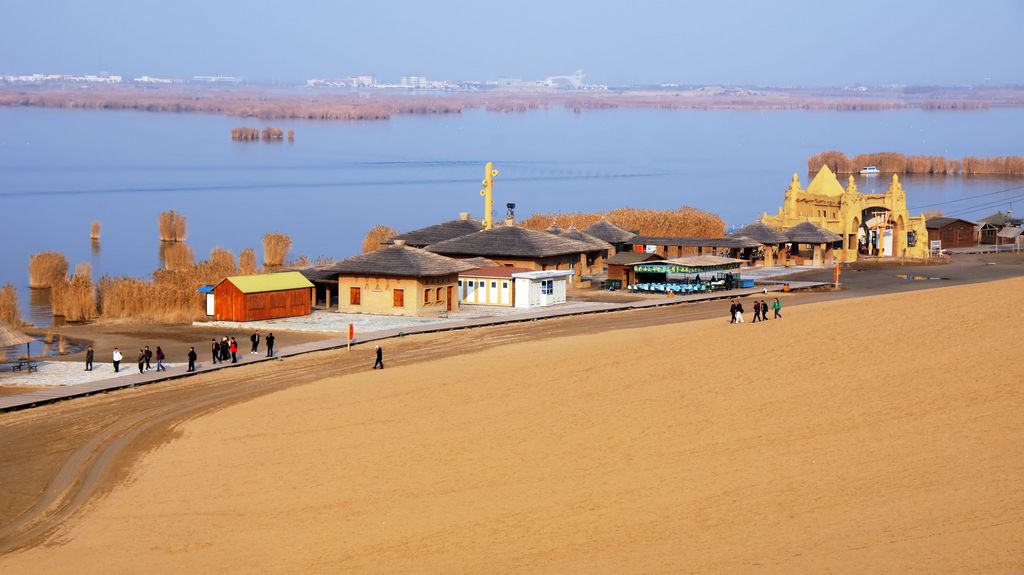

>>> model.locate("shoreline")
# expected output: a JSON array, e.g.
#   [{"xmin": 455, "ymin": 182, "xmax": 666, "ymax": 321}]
[{"xmin": 3, "ymin": 85, "xmax": 1023, "ymax": 122}]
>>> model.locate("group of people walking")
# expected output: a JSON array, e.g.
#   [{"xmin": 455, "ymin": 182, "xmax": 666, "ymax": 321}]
[
  {"xmin": 86, "ymin": 330, "xmax": 276, "ymax": 375},
  {"xmin": 729, "ymin": 297, "xmax": 781, "ymax": 324}
]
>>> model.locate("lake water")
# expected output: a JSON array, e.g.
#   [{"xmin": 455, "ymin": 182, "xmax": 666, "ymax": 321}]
[{"xmin": 1, "ymin": 105, "xmax": 1023, "ymax": 324}]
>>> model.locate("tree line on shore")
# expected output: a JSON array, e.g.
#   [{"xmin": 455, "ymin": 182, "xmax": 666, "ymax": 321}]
[{"xmin": 808, "ymin": 151, "xmax": 1024, "ymax": 176}]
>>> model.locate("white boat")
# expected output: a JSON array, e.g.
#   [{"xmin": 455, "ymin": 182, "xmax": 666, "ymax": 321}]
[{"xmin": 859, "ymin": 166, "xmax": 881, "ymax": 175}]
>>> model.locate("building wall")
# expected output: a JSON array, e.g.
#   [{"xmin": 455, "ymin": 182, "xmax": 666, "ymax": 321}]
[
  {"xmin": 337, "ymin": 274, "xmax": 458, "ymax": 317},
  {"xmin": 459, "ymin": 275, "xmax": 513, "ymax": 306},
  {"xmin": 928, "ymin": 222, "xmax": 976, "ymax": 249},
  {"xmin": 763, "ymin": 170, "xmax": 930, "ymax": 263},
  {"xmin": 513, "ymin": 277, "xmax": 567, "ymax": 308},
  {"xmin": 213, "ymin": 282, "xmax": 312, "ymax": 322}
]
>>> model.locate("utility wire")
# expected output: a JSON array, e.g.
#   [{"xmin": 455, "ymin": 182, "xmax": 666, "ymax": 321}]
[{"xmin": 908, "ymin": 183, "xmax": 1024, "ymax": 210}]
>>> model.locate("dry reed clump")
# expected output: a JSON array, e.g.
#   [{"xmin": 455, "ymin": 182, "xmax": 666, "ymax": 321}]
[
  {"xmin": 521, "ymin": 206, "xmax": 726, "ymax": 238},
  {"xmin": 161, "ymin": 242, "xmax": 195, "ymax": 272},
  {"xmin": 52, "ymin": 263, "xmax": 98, "ymax": 322},
  {"xmin": 90, "ymin": 220, "xmax": 101, "ymax": 240},
  {"xmin": 921, "ymin": 210, "xmax": 945, "ymax": 219},
  {"xmin": 209, "ymin": 247, "xmax": 237, "ymax": 276},
  {"xmin": 58, "ymin": 335, "xmax": 67, "ymax": 355},
  {"xmin": 0, "ymin": 283, "xmax": 22, "ymax": 326},
  {"xmin": 231, "ymin": 127, "xmax": 260, "ymax": 141},
  {"xmin": 361, "ymin": 225, "xmax": 398, "ymax": 253},
  {"xmin": 158, "ymin": 210, "xmax": 187, "ymax": 242},
  {"xmin": 28, "ymin": 251, "xmax": 69, "ymax": 289},
  {"xmin": 808, "ymin": 151, "xmax": 1024, "ymax": 176},
  {"xmin": 263, "ymin": 233, "xmax": 292, "ymax": 268},
  {"xmin": 238, "ymin": 248, "xmax": 258, "ymax": 275}
]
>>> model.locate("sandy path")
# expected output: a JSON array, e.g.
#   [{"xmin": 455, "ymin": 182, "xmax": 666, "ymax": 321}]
[{"xmin": 1, "ymin": 279, "xmax": 1021, "ymax": 573}]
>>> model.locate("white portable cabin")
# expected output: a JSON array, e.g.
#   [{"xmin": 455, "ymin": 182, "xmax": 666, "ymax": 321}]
[{"xmin": 512, "ymin": 270, "xmax": 573, "ymax": 309}]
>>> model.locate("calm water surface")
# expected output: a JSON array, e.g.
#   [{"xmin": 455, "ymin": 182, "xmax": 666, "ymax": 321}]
[{"xmin": 1, "ymin": 105, "xmax": 1022, "ymax": 324}]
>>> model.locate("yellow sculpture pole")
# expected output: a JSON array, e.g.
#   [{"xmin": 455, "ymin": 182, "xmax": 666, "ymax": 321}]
[{"xmin": 480, "ymin": 162, "xmax": 499, "ymax": 230}]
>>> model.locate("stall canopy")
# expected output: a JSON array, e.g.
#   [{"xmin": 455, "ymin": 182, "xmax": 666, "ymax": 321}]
[{"xmin": 631, "ymin": 255, "xmax": 746, "ymax": 274}]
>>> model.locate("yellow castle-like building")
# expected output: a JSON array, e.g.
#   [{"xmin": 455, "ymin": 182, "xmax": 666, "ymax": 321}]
[{"xmin": 762, "ymin": 165, "xmax": 930, "ymax": 262}]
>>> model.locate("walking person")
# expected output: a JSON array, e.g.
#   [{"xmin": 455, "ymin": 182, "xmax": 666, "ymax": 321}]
[
  {"xmin": 112, "ymin": 348, "xmax": 122, "ymax": 373},
  {"xmin": 773, "ymin": 297, "xmax": 782, "ymax": 319},
  {"xmin": 137, "ymin": 349, "xmax": 146, "ymax": 374},
  {"xmin": 211, "ymin": 339, "xmax": 220, "ymax": 364},
  {"xmin": 155, "ymin": 346, "xmax": 166, "ymax": 371},
  {"xmin": 266, "ymin": 332, "xmax": 275, "ymax": 357},
  {"xmin": 220, "ymin": 337, "xmax": 230, "ymax": 362},
  {"xmin": 250, "ymin": 330, "xmax": 260, "ymax": 355},
  {"xmin": 85, "ymin": 345, "xmax": 94, "ymax": 371},
  {"xmin": 735, "ymin": 301, "xmax": 745, "ymax": 323},
  {"xmin": 230, "ymin": 337, "xmax": 238, "ymax": 364},
  {"xmin": 752, "ymin": 300, "xmax": 762, "ymax": 322},
  {"xmin": 760, "ymin": 300, "xmax": 769, "ymax": 321},
  {"xmin": 729, "ymin": 300, "xmax": 737, "ymax": 324},
  {"xmin": 187, "ymin": 346, "xmax": 197, "ymax": 372},
  {"xmin": 144, "ymin": 345, "xmax": 153, "ymax": 371},
  {"xmin": 373, "ymin": 345, "xmax": 384, "ymax": 369}
]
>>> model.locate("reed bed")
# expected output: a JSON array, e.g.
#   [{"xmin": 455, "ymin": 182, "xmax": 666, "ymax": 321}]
[
  {"xmin": 90, "ymin": 220, "xmax": 101, "ymax": 240},
  {"xmin": 808, "ymin": 151, "xmax": 1024, "ymax": 176},
  {"xmin": 231, "ymin": 127, "xmax": 260, "ymax": 141},
  {"xmin": 158, "ymin": 210, "xmax": 187, "ymax": 242},
  {"xmin": 28, "ymin": 251, "xmax": 69, "ymax": 289},
  {"xmin": 361, "ymin": 225, "xmax": 398, "ymax": 253},
  {"xmin": 209, "ymin": 247, "xmax": 237, "ymax": 276},
  {"xmin": 0, "ymin": 283, "xmax": 21, "ymax": 326},
  {"xmin": 263, "ymin": 233, "xmax": 292, "ymax": 268},
  {"xmin": 521, "ymin": 206, "xmax": 726, "ymax": 238},
  {"xmin": 52, "ymin": 263, "xmax": 98, "ymax": 322},
  {"xmin": 161, "ymin": 242, "xmax": 195, "ymax": 272},
  {"xmin": 239, "ymin": 248, "xmax": 258, "ymax": 275},
  {"xmin": 97, "ymin": 259, "xmax": 235, "ymax": 323}
]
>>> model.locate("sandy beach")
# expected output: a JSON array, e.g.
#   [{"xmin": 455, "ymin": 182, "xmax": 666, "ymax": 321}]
[{"xmin": 1, "ymin": 279, "xmax": 1022, "ymax": 573}]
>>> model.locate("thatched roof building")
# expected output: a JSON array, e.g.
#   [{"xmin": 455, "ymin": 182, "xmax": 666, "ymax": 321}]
[
  {"xmin": 386, "ymin": 214, "xmax": 483, "ymax": 248},
  {"xmin": 728, "ymin": 222, "xmax": 789, "ymax": 245},
  {"xmin": 560, "ymin": 227, "xmax": 612, "ymax": 251},
  {"xmin": 785, "ymin": 221, "xmax": 842, "ymax": 244},
  {"xmin": 582, "ymin": 219, "xmax": 637, "ymax": 244},
  {"xmin": 427, "ymin": 226, "xmax": 594, "ymax": 258},
  {"xmin": 333, "ymin": 242, "xmax": 475, "ymax": 278}
]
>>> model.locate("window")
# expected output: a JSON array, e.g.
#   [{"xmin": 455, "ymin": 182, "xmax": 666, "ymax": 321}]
[
  {"xmin": 478, "ymin": 281, "xmax": 486, "ymax": 287},
  {"xmin": 393, "ymin": 289, "xmax": 405, "ymax": 307},
  {"xmin": 502, "ymin": 282, "xmax": 508, "ymax": 289},
  {"xmin": 424, "ymin": 289, "xmax": 431, "ymax": 304},
  {"xmin": 349, "ymin": 287, "xmax": 361, "ymax": 305},
  {"xmin": 491, "ymin": 281, "xmax": 497, "ymax": 289},
  {"xmin": 541, "ymin": 280, "xmax": 554, "ymax": 295},
  {"xmin": 458, "ymin": 280, "xmax": 462, "ymax": 287},
  {"xmin": 436, "ymin": 287, "xmax": 443, "ymax": 302}
]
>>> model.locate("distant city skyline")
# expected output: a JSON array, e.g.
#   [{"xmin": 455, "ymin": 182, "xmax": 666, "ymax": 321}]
[{"xmin": 1, "ymin": 0, "xmax": 1022, "ymax": 86}]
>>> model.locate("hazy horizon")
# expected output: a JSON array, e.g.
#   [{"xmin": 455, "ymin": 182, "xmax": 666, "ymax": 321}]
[{"xmin": 1, "ymin": 0, "xmax": 1022, "ymax": 86}]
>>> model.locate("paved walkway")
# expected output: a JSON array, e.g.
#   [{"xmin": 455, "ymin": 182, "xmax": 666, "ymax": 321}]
[{"xmin": 0, "ymin": 281, "xmax": 826, "ymax": 413}]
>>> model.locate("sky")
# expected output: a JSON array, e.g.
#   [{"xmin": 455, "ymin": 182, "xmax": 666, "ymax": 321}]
[{"xmin": 1, "ymin": 0, "xmax": 1022, "ymax": 86}]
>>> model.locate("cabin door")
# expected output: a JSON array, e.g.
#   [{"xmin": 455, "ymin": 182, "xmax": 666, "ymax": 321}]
[{"xmin": 446, "ymin": 286, "xmax": 453, "ymax": 311}]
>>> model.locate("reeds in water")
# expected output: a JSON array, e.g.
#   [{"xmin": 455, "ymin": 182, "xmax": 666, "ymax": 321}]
[
  {"xmin": 521, "ymin": 206, "xmax": 726, "ymax": 238},
  {"xmin": 361, "ymin": 225, "xmax": 398, "ymax": 253},
  {"xmin": 28, "ymin": 251, "xmax": 69, "ymax": 288},
  {"xmin": 263, "ymin": 233, "xmax": 292, "ymax": 268},
  {"xmin": 161, "ymin": 242, "xmax": 195, "ymax": 272},
  {"xmin": 52, "ymin": 263, "xmax": 98, "ymax": 322},
  {"xmin": 209, "ymin": 247, "xmax": 237, "ymax": 276},
  {"xmin": 158, "ymin": 210, "xmax": 187, "ymax": 242},
  {"xmin": 808, "ymin": 151, "xmax": 1024, "ymax": 176},
  {"xmin": 0, "ymin": 283, "xmax": 21, "ymax": 326},
  {"xmin": 90, "ymin": 220, "xmax": 101, "ymax": 240},
  {"xmin": 239, "ymin": 248, "xmax": 258, "ymax": 275}
]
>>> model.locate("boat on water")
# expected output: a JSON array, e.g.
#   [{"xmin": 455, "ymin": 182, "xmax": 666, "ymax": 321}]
[{"xmin": 859, "ymin": 166, "xmax": 881, "ymax": 175}]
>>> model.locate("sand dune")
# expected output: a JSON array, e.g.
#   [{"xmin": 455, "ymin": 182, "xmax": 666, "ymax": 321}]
[{"xmin": 2, "ymin": 280, "xmax": 1022, "ymax": 573}]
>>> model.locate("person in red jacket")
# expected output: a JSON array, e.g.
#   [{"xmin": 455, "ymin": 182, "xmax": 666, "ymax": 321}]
[{"xmin": 229, "ymin": 337, "xmax": 239, "ymax": 363}]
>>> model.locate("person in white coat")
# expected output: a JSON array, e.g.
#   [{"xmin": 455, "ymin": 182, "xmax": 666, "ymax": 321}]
[{"xmin": 112, "ymin": 348, "xmax": 123, "ymax": 372}]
